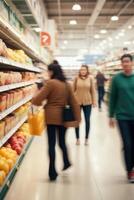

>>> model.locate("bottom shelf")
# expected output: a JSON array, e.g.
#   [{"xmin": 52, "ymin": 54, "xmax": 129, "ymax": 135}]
[{"xmin": 0, "ymin": 137, "xmax": 33, "ymax": 200}]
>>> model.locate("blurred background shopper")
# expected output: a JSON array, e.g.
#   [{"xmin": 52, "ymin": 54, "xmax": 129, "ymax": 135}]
[
  {"xmin": 32, "ymin": 64, "xmax": 80, "ymax": 181},
  {"xmin": 109, "ymin": 54, "xmax": 134, "ymax": 183},
  {"xmin": 96, "ymin": 71, "xmax": 107, "ymax": 111},
  {"xmin": 73, "ymin": 65, "xmax": 96, "ymax": 145}
]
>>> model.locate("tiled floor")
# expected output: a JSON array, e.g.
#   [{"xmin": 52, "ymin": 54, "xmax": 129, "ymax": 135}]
[{"xmin": 5, "ymin": 106, "xmax": 134, "ymax": 200}]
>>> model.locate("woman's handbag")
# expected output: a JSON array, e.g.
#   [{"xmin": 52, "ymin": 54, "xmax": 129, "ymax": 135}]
[
  {"xmin": 63, "ymin": 84, "xmax": 80, "ymax": 128},
  {"xmin": 28, "ymin": 107, "xmax": 45, "ymax": 136}
]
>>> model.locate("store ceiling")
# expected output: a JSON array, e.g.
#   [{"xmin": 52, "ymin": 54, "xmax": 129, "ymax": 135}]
[
  {"xmin": 12, "ymin": 0, "xmax": 38, "ymax": 28},
  {"xmin": 44, "ymin": 0, "xmax": 134, "ymax": 58}
]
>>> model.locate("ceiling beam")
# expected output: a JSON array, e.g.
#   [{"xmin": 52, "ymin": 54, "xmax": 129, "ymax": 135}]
[{"xmin": 86, "ymin": 0, "xmax": 106, "ymax": 28}]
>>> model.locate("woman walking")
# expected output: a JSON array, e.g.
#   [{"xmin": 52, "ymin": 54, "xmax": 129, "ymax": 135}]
[
  {"xmin": 32, "ymin": 64, "xmax": 81, "ymax": 181},
  {"xmin": 73, "ymin": 65, "xmax": 96, "ymax": 145}
]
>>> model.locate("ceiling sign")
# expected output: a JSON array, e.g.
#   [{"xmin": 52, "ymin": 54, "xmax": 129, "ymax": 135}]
[{"xmin": 40, "ymin": 32, "xmax": 51, "ymax": 47}]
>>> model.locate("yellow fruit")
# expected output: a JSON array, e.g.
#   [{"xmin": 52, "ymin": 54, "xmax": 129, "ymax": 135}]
[
  {"xmin": 0, "ymin": 170, "xmax": 6, "ymax": 186},
  {"xmin": 0, "ymin": 160, "xmax": 9, "ymax": 175},
  {"xmin": 7, "ymin": 159, "xmax": 14, "ymax": 170}
]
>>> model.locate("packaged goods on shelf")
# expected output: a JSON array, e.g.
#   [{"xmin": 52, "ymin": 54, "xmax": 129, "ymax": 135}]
[
  {"xmin": 0, "ymin": 85, "xmax": 37, "ymax": 113},
  {"xmin": 0, "ymin": 103, "xmax": 30, "ymax": 140},
  {"xmin": 0, "ymin": 72, "xmax": 37, "ymax": 87},
  {"xmin": 0, "ymin": 39, "xmax": 33, "ymax": 65},
  {"xmin": 7, "ymin": 49, "xmax": 32, "ymax": 65},
  {"xmin": 0, "ymin": 39, "xmax": 8, "ymax": 58}
]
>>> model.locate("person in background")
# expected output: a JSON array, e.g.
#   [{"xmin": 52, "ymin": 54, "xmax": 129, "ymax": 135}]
[
  {"xmin": 32, "ymin": 64, "xmax": 81, "ymax": 181},
  {"xmin": 109, "ymin": 54, "xmax": 134, "ymax": 183},
  {"xmin": 53, "ymin": 60, "xmax": 59, "ymax": 64},
  {"xmin": 73, "ymin": 65, "xmax": 96, "ymax": 145},
  {"xmin": 96, "ymin": 71, "xmax": 107, "ymax": 111}
]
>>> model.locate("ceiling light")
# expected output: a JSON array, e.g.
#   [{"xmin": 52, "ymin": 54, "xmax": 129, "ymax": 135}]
[
  {"xmin": 128, "ymin": 25, "xmax": 132, "ymax": 29},
  {"xmin": 69, "ymin": 20, "xmax": 77, "ymax": 25},
  {"xmin": 124, "ymin": 41, "xmax": 131, "ymax": 45},
  {"xmin": 133, "ymin": 41, "xmax": 134, "ymax": 44},
  {"xmin": 115, "ymin": 36, "xmax": 119, "ymax": 40},
  {"xmin": 100, "ymin": 29, "xmax": 107, "ymax": 34},
  {"xmin": 64, "ymin": 40, "xmax": 68, "ymax": 44},
  {"xmin": 72, "ymin": 3, "xmax": 81, "ymax": 11},
  {"xmin": 94, "ymin": 34, "xmax": 100, "ymax": 39},
  {"xmin": 111, "ymin": 16, "xmax": 119, "ymax": 21},
  {"xmin": 118, "ymin": 32, "xmax": 125, "ymax": 37},
  {"xmin": 34, "ymin": 27, "xmax": 41, "ymax": 32},
  {"xmin": 121, "ymin": 29, "xmax": 125, "ymax": 32}
]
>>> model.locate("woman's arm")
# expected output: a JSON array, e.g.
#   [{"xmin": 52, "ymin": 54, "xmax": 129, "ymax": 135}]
[{"xmin": 32, "ymin": 81, "xmax": 51, "ymax": 106}]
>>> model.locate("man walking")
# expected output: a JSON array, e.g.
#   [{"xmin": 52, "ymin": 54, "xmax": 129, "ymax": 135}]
[{"xmin": 109, "ymin": 54, "xmax": 134, "ymax": 183}]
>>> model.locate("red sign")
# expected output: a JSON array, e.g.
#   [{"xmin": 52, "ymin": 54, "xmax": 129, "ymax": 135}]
[{"xmin": 40, "ymin": 32, "xmax": 51, "ymax": 47}]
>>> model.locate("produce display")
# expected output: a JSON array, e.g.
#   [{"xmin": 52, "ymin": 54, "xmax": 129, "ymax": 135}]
[
  {"xmin": 0, "ymin": 39, "xmax": 33, "ymax": 65},
  {"xmin": 0, "ymin": 127, "xmax": 31, "ymax": 186},
  {"xmin": 0, "ymin": 85, "xmax": 37, "ymax": 112},
  {"xmin": 0, "ymin": 31, "xmax": 41, "ymax": 193},
  {"xmin": 0, "ymin": 71, "xmax": 37, "ymax": 86}
]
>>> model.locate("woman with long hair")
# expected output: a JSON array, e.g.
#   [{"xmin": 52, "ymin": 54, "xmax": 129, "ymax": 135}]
[
  {"xmin": 32, "ymin": 64, "xmax": 81, "ymax": 181},
  {"xmin": 73, "ymin": 65, "xmax": 96, "ymax": 145}
]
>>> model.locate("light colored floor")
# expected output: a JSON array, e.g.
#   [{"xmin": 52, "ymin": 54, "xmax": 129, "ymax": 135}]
[{"xmin": 5, "ymin": 106, "xmax": 134, "ymax": 200}]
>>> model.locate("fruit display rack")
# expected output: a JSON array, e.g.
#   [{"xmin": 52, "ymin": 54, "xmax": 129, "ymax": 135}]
[
  {"xmin": 0, "ymin": 80, "xmax": 39, "ymax": 93},
  {"xmin": 0, "ymin": 115, "xmax": 27, "ymax": 148},
  {"xmin": 0, "ymin": 57, "xmax": 42, "ymax": 73},
  {"xmin": 0, "ymin": 95, "xmax": 33, "ymax": 120},
  {"xmin": 0, "ymin": 137, "xmax": 33, "ymax": 200}
]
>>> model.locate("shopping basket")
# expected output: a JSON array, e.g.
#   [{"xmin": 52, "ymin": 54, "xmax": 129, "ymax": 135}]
[{"xmin": 28, "ymin": 107, "xmax": 45, "ymax": 136}]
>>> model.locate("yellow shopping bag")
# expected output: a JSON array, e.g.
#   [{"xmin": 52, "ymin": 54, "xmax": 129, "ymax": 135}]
[{"xmin": 28, "ymin": 108, "xmax": 45, "ymax": 136}]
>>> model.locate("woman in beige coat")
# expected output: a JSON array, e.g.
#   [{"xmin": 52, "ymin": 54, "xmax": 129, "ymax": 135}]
[
  {"xmin": 73, "ymin": 65, "xmax": 96, "ymax": 145},
  {"xmin": 32, "ymin": 64, "xmax": 81, "ymax": 181}
]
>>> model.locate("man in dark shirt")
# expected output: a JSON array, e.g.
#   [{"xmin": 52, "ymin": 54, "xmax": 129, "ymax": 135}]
[{"xmin": 96, "ymin": 71, "xmax": 107, "ymax": 110}]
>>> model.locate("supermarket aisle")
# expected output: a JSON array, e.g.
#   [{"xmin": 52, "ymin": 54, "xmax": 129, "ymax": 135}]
[{"xmin": 5, "ymin": 106, "xmax": 134, "ymax": 200}]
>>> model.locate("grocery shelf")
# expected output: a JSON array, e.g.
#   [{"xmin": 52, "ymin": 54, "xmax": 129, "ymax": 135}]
[
  {"xmin": 0, "ymin": 15, "xmax": 46, "ymax": 64},
  {"xmin": 0, "ymin": 137, "xmax": 33, "ymax": 200},
  {"xmin": 0, "ymin": 79, "xmax": 39, "ymax": 93},
  {"xmin": 0, "ymin": 57, "xmax": 42, "ymax": 73},
  {"xmin": 0, "ymin": 95, "xmax": 33, "ymax": 120},
  {"xmin": 0, "ymin": 115, "xmax": 27, "ymax": 148}
]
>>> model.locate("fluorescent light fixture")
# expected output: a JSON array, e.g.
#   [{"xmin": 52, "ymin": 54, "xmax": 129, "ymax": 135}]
[
  {"xmin": 111, "ymin": 16, "xmax": 119, "ymax": 21},
  {"xmin": 128, "ymin": 25, "xmax": 132, "ymax": 29},
  {"xmin": 100, "ymin": 29, "xmax": 107, "ymax": 34},
  {"xmin": 72, "ymin": 3, "xmax": 81, "ymax": 11},
  {"xmin": 69, "ymin": 20, "xmax": 77, "ymax": 25},
  {"xmin": 124, "ymin": 41, "xmax": 131, "ymax": 45},
  {"xmin": 115, "ymin": 36, "xmax": 119, "ymax": 40},
  {"xmin": 64, "ymin": 40, "xmax": 68, "ymax": 44},
  {"xmin": 94, "ymin": 34, "xmax": 100, "ymax": 39},
  {"xmin": 118, "ymin": 32, "xmax": 125, "ymax": 37},
  {"xmin": 34, "ymin": 27, "xmax": 41, "ymax": 32}
]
